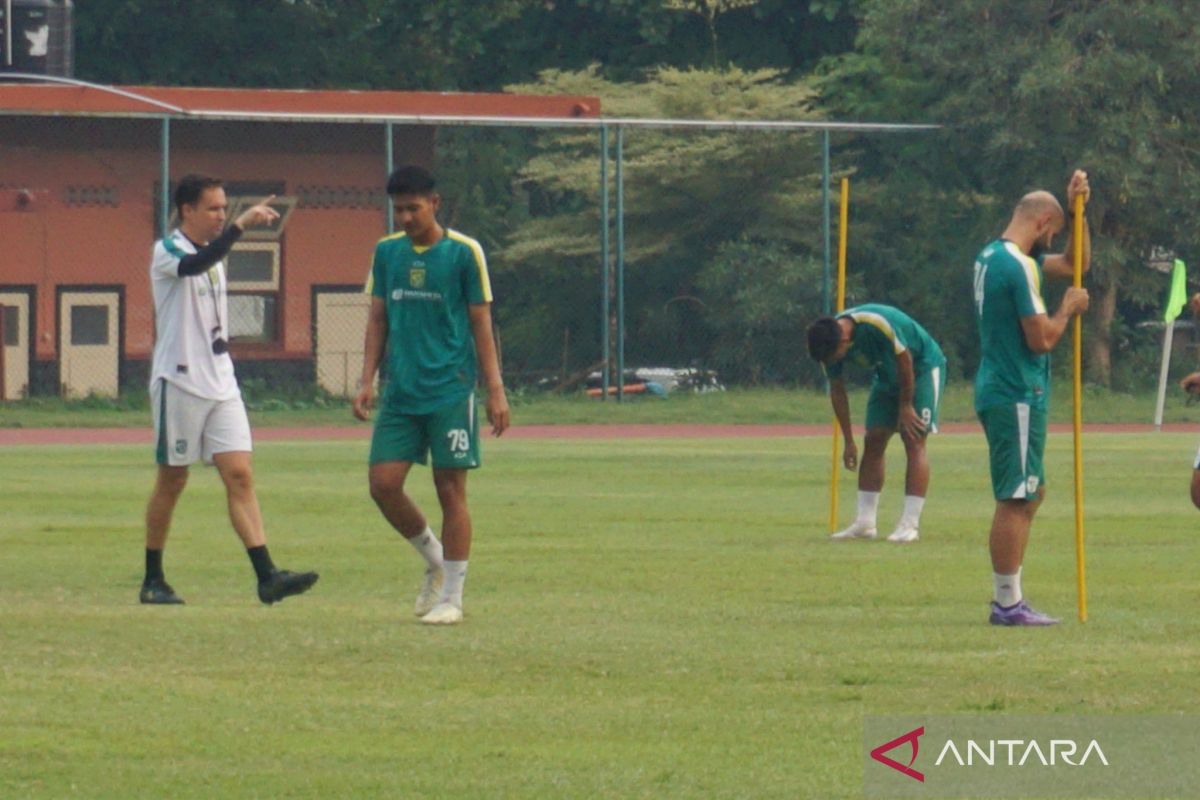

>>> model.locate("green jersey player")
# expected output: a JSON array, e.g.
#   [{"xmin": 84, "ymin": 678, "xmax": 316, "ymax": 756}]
[
  {"xmin": 354, "ymin": 166, "xmax": 510, "ymax": 626},
  {"xmin": 974, "ymin": 169, "xmax": 1091, "ymax": 626},
  {"xmin": 808, "ymin": 304, "xmax": 946, "ymax": 543}
]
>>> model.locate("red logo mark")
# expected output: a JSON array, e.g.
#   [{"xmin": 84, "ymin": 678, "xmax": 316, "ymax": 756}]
[{"xmin": 871, "ymin": 726, "xmax": 925, "ymax": 782}]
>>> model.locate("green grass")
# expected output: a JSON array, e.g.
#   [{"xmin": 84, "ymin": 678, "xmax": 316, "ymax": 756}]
[
  {"xmin": 2, "ymin": 432, "xmax": 1199, "ymax": 798},
  {"xmin": 1, "ymin": 381, "xmax": 1197, "ymax": 428}
]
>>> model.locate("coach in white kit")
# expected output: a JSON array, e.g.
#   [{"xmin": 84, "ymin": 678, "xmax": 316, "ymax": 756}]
[{"xmin": 140, "ymin": 174, "xmax": 318, "ymax": 606}]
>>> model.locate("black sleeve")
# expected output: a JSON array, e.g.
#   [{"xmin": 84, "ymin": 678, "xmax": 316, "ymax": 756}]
[{"xmin": 176, "ymin": 224, "xmax": 244, "ymax": 276}]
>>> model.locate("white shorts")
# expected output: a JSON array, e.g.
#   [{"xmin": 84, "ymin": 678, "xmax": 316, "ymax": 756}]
[
  {"xmin": 1194, "ymin": 442, "xmax": 1200, "ymax": 470},
  {"xmin": 151, "ymin": 379, "xmax": 252, "ymax": 466}
]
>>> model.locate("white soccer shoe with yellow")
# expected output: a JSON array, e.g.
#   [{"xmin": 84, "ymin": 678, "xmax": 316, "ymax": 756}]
[
  {"xmin": 420, "ymin": 601, "xmax": 463, "ymax": 625},
  {"xmin": 830, "ymin": 521, "xmax": 877, "ymax": 541},
  {"xmin": 887, "ymin": 525, "xmax": 920, "ymax": 544}
]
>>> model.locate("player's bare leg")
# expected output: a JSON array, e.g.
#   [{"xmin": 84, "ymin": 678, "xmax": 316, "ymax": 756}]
[
  {"xmin": 146, "ymin": 465, "xmax": 188, "ymax": 550},
  {"xmin": 989, "ymin": 495, "xmax": 1039, "ymax": 576},
  {"xmin": 888, "ymin": 434, "xmax": 929, "ymax": 543},
  {"xmin": 419, "ymin": 469, "xmax": 470, "ymax": 624},
  {"xmin": 140, "ymin": 465, "xmax": 189, "ymax": 604},
  {"xmin": 369, "ymin": 461, "xmax": 427, "ymax": 536},
  {"xmin": 832, "ymin": 427, "xmax": 891, "ymax": 540},
  {"xmin": 215, "ymin": 450, "xmax": 318, "ymax": 605},
  {"xmin": 214, "ymin": 451, "xmax": 265, "ymax": 548},
  {"xmin": 370, "ymin": 461, "xmax": 446, "ymax": 616},
  {"xmin": 987, "ymin": 491, "xmax": 1056, "ymax": 625}
]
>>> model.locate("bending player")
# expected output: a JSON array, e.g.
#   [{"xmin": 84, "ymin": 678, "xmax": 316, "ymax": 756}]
[{"xmin": 807, "ymin": 304, "xmax": 946, "ymax": 543}]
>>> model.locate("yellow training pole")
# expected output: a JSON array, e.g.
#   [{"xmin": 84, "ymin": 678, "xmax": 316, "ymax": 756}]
[
  {"xmin": 829, "ymin": 178, "xmax": 850, "ymax": 531},
  {"xmin": 1072, "ymin": 192, "xmax": 1088, "ymax": 622}
]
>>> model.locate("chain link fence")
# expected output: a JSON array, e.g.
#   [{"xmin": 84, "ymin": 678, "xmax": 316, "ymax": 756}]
[{"xmin": 3, "ymin": 111, "xmax": 962, "ymax": 405}]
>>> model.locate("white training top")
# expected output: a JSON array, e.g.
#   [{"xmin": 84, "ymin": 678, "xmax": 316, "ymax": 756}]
[{"xmin": 149, "ymin": 229, "xmax": 240, "ymax": 401}]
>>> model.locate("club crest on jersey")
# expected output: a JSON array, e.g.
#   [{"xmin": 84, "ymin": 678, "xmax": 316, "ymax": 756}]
[{"xmin": 409, "ymin": 267, "xmax": 426, "ymax": 289}]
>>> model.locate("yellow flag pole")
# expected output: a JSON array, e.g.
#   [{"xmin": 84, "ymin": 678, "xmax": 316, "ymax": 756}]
[
  {"xmin": 1072, "ymin": 192, "xmax": 1088, "ymax": 622},
  {"xmin": 829, "ymin": 178, "xmax": 850, "ymax": 531}
]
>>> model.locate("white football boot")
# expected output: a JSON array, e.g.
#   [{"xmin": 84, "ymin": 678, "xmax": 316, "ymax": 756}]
[
  {"xmin": 886, "ymin": 524, "xmax": 920, "ymax": 543},
  {"xmin": 420, "ymin": 601, "xmax": 464, "ymax": 625},
  {"xmin": 414, "ymin": 566, "xmax": 445, "ymax": 617},
  {"xmin": 830, "ymin": 521, "xmax": 877, "ymax": 540}
]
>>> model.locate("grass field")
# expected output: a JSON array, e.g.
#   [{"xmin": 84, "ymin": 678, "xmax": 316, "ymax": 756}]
[{"xmin": 2, "ymin": 431, "xmax": 1200, "ymax": 798}]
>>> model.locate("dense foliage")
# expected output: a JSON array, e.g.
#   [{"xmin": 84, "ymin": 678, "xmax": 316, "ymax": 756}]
[
  {"xmin": 70, "ymin": 0, "xmax": 1200, "ymax": 388},
  {"xmin": 820, "ymin": 0, "xmax": 1200, "ymax": 387}
]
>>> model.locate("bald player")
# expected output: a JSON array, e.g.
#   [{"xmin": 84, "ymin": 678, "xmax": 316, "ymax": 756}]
[{"xmin": 972, "ymin": 170, "xmax": 1091, "ymax": 626}]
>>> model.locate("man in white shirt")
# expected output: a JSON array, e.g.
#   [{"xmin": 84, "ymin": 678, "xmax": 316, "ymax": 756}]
[{"xmin": 141, "ymin": 174, "xmax": 318, "ymax": 605}]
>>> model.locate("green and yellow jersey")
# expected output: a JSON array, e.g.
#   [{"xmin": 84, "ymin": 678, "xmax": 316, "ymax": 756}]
[
  {"xmin": 824, "ymin": 303, "xmax": 945, "ymax": 390},
  {"xmin": 367, "ymin": 229, "xmax": 492, "ymax": 414},
  {"xmin": 972, "ymin": 238, "xmax": 1050, "ymax": 412}
]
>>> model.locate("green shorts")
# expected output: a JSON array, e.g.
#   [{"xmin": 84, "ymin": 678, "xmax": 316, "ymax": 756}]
[
  {"xmin": 978, "ymin": 402, "xmax": 1046, "ymax": 500},
  {"xmin": 864, "ymin": 365, "xmax": 946, "ymax": 433},
  {"xmin": 369, "ymin": 393, "xmax": 481, "ymax": 469}
]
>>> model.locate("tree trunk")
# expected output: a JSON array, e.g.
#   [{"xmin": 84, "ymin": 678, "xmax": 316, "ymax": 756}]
[{"xmin": 1086, "ymin": 280, "xmax": 1116, "ymax": 387}]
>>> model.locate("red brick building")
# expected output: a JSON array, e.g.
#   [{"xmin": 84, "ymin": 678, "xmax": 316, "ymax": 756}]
[{"xmin": 0, "ymin": 82, "xmax": 598, "ymax": 399}]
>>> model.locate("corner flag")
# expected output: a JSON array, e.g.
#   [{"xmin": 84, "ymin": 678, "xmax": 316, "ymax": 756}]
[{"xmin": 1164, "ymin": 259, "xmax": 1188, "ymax": 322}]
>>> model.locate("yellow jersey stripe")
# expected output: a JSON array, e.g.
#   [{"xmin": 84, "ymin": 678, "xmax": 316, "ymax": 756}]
[
  {"xmin": 850, "ymin": 310, "xmax": 906, "ymax": 354},
  {"xmin": 1003, "ymin": 241, "xmax": 1047, "ymax": 314},
  {"xmin": 366, "ymin": 231, "xmax": 408, "ymax": 294},
  {"xmin": 447, "ymin": 229, "xmax": 493, "ymax": 303}
]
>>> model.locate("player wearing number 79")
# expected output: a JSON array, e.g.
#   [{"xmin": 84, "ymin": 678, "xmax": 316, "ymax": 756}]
[
  {"xmin": 354, "ymin": 166, "xmax": 510, "ymax": 625},
  {"xmin": 807, "ymin": 304, "xmax": 947, "ymax": 543}
]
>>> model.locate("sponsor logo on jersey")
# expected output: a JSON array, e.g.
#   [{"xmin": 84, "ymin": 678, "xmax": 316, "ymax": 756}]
[{"xmin": 391, "ymin": 288, "xmax": 442, "ymax": 302}]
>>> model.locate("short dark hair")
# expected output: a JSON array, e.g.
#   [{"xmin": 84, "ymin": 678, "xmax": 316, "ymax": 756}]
[
  {"xmin": 386, "ymin": 165, "xmax": 436, "ymax": 197},
  {"xmin": 174, "ymin": 174, "xmax": 223, "ymax": 215},
  {"xmin": 806, "ymin": 317, "xmax": 842, "ymax": 363}
]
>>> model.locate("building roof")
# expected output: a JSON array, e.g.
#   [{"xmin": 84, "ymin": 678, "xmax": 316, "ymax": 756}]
[
  {"xmin": 0, "ymin": 76, "xmax": 939, "ymax": 132},
  {"xmin": 0, "ymin": 81, "xmax": 600, "ymax": 123}
]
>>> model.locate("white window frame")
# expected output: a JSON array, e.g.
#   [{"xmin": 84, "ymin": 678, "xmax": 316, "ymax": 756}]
[{"xmin": 226, "ymin": 242, "xmax": 280, "ymax": 292}]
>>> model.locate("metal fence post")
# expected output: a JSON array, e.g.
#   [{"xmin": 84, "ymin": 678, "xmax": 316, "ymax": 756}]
[
  {"xmin": 385, "ymin": 121, "xmax": 395, "ymax": 234},
  {"xmin": 616, "ymin": 125, "xmax": 626, "ymax": 403},
  {"xmin": 600, "ymin": 123, "xmax": 611, "ymax": 401},
  {"xmin": 159, "ymin": 116, "xmax": 170, "ymax": 238},
  {"xmin": 821, "ymin": 130, "xmax": 831, "ymax": 315}
]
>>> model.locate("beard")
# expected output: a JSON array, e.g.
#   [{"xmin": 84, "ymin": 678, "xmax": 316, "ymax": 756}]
[{"xmin": 1028, "ymin": 233, "xmax": 1053, "ymax": 261}]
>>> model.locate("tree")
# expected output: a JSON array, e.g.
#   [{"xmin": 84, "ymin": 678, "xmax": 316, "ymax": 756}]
[
  {"xmin": 698, "ymin": 239, "xmax": 862, "ymax": 384},
  {"xmin": 73, "ymin": 0, "xmax": 860, "ymax": 91},
  {"xmin": 497, "ymin": 66, "xmax": 832, "ymax": 384},
  {"xmin": 820, "ymin": 0, "xmax": 1200, "ymax": 387},
  {"xmin": 664, "ymin": 0, "xmax": 760, "ymax": 67}
]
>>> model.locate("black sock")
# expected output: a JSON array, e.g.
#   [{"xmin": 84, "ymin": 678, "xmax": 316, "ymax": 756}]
[
  {"xmin": 145, "ymin": 548, "xmax": 164, "ymax": 584},
  {"xmin": 247, "ymin": 545, "xmax": 276, "ymax": 582}
]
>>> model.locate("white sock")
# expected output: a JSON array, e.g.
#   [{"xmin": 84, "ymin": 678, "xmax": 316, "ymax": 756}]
[
  {"xmin": 899, "ymin": 495, "xmax": 925, "ymax": 528},
  {"xmin": 856, "ymin": 491, "xmax": 881, "ymax": 527},
  {"xmin": 406, "ymin": 527, "xmax": 443, "ymax": 570},
  {"xmin": 993, "ymin": 568, "xmax": 1022, "ymax": 607},
  {"xmin": 440, "ymin": 560, "xmax": 468, "ymax": 608}
]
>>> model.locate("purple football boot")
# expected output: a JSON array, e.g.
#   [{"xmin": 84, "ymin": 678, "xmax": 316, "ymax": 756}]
[{"xmin": 989, "ymin": 600, "xmax": 1059, "ymax": 626}]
